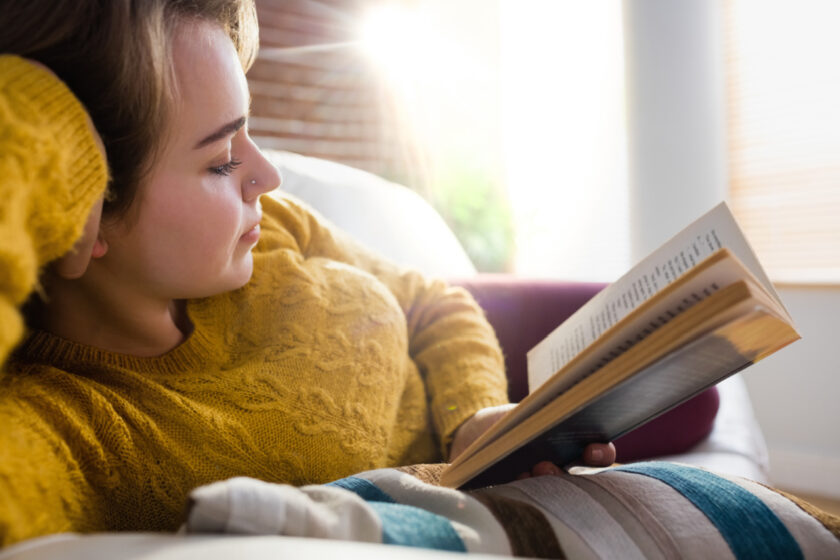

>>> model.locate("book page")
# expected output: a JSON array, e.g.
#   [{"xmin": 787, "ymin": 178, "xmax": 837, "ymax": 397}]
[{"xmin": 527, "ymin": 201, "xmax": 789, "ymax": 392}]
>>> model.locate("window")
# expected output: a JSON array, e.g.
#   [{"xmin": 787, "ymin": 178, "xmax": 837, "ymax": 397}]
[
  {"xmin": 726, "ymin": 0, "xmax": 840, "ymax": 284},
  {"xmin": 500, "ymin": 1, "xmax": 629, "ymax": 280}
]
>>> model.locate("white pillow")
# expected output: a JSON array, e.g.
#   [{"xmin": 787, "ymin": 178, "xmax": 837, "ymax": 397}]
[{"xmin": 263, "ymin": 150, "xmax": 476, "ymax": 278}]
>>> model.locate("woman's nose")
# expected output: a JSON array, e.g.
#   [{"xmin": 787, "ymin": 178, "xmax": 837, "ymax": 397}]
[{"xmin": 243, "ymin": 145, "xmax": 282, "ymax": 201}]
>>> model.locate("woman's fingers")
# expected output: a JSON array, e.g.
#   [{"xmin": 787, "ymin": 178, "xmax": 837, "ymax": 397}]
[
  {"xmin": 531, "ymin": 461, "xmax": 562, "ymax": 476},
  {"xmin": 514, "ymin": 442, "xmax": 617, "ymax": 482},
  {"xmin": 582, "ymin": 442, "xmax": 616, "ymax": 466}
]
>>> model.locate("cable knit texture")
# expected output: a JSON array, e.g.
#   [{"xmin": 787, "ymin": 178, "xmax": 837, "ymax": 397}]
[
  {"xmin": 0, "ymin": 55, "xmax": 108, "ymax": 365},
  {"xmin": 0, "ymin": 189, "xmax": 508, "ymax": 545}
]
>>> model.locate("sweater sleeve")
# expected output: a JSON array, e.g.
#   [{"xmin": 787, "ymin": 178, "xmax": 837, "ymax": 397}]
[
  {"xmin": 0, "ymin": 56, "xmax": 108, "ymax": 366},
  {"xmin": 261, "ymin": 195, "xmax": 509, "ymax": 454}
]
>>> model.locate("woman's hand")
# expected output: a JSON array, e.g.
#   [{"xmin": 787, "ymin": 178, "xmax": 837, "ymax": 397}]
[
  {"xmin": 449, "ymin": 404, "xmax": 517, "ymax": 462},
  {"xmin": 449, "ymin": 404, "xmax": 616, "ymax": 477},
  {"xmin": 516, "ymin": 443, "xmax": 616, "ymax": 479}
]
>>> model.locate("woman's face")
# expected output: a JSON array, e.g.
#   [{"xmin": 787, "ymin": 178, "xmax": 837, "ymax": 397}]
[{"xmin": 100, "ymin": 20, "xmax": 280, "ymax": 301}]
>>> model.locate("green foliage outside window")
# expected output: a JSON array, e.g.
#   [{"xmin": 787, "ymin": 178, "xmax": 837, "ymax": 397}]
[{"xmin": 429, "ymin": 157, "xmax": 515, "ymax": 273}]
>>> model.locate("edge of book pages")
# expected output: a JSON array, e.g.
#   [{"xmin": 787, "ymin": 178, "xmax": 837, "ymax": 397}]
[
  {"xmin": 527, "ymin": 202, "xmax": 792, "ymax": 394},
  {"xmin": 442, "ymin": 202, "xmax": 800, "ymax": 488},
  {"xmin": 441, "ymin": 278, "xmax": 800, "ymax": 488}
]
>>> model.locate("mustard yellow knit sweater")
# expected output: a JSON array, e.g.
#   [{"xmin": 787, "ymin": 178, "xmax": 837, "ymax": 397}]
[{"xmin": 0, "ymin": 58, "xmax": 508, "ymax": 547}]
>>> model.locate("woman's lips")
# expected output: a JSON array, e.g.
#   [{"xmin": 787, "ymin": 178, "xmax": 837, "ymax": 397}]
[{"xmin": 240, "ymin": 223, "xmax": 260, "ymax": 245}]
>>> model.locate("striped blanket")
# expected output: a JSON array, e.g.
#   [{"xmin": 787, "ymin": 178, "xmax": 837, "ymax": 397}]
[{"xmin": 184, "ymin": 462, "xmax": 840, "ymax": 559}]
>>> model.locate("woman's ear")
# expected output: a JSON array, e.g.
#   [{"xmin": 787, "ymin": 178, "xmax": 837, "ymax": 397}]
[
  {"xmin": 53, "ymin": 197, "xmax": 107, "ymax": 280},
  {"xmin": 90, "ymin": 234, "xmax": 109, "ymax": 260}
]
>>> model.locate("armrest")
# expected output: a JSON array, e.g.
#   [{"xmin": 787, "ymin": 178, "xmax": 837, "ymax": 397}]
[
  {"xmin": 450, "ymin": 275, "xmax": 605, "ymax": 402},
  {"xmin": 451, "ymin": 274, "xmax": 718, "ymax": 462}
]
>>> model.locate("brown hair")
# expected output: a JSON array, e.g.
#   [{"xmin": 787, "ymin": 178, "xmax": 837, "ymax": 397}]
[{"xmin": 0, "ymin": 0, "xmax": 259, "ymax": 218}]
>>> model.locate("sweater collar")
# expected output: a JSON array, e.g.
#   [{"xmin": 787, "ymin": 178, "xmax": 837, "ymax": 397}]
[{"xmin": 13, "ymin": 301, "xmax": 216, "ymax": 376}]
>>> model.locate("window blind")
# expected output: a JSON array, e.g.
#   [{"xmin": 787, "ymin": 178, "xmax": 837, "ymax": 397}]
[{"xmin": 725, "ymin": 0, "xmax": 840, "ymax": 284}]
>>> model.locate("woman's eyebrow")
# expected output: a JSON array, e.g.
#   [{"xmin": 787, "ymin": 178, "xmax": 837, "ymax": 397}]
[{"xmin": 193, "ymin": 115, "xmax": 247, "ymax": 149}]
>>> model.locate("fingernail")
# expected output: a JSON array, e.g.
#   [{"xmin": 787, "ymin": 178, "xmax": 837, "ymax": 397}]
[{"xmin": 591, "ymin": 448, "xmax": 603, "ymax": 462}]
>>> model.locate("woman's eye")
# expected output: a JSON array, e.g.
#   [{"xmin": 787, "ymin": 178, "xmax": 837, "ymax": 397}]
[{"xmin": 208, "ymin": 158, "xmax": 242, "ymax": 176}]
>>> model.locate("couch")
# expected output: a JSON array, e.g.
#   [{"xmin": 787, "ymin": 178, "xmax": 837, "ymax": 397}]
[{"xmin": 0, "ymin": 151, "xmax": 780, "ymax": 559}]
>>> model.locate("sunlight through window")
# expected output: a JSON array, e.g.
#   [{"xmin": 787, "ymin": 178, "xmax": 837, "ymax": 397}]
[
  {"xmin": 357, "ymin": 2, "xmax": 629, "ymax": 277},
  {"xmin": 500, "ymin": 1, "xmax": 629, "ymax": 280}
]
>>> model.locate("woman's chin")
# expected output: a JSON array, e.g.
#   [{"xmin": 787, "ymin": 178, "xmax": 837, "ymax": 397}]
[
  {"xmin": 227, "ymin": 254, "xmax": 255, "ymax": 291},
  {"xmin": 200, "ymin": 254, "xmax": 255, "ymax": 297}
]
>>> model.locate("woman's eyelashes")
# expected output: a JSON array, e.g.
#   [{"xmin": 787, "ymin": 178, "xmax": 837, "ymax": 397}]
[{"xmin": 208, "ymin": 158, "xmax": 242, "ymax": 177}]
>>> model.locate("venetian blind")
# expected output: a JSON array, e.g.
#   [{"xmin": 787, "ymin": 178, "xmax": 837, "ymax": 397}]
[{"xmin": 725, "ymin": 0, "xmax": 840, "ymax": 284}]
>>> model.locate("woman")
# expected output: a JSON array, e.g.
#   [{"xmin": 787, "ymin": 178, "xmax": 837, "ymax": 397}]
[{"xmin": 0, "ymin": 0, "xmax": 614, "ymax": 547}]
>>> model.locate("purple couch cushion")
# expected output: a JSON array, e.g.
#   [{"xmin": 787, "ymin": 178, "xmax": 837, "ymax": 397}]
[{"xmin": 451, "ymin": 274, "xmax": 718, "ymax": 462}]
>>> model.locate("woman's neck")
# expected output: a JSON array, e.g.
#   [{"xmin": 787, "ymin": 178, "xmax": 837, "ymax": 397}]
[{"xmin": 41, "ymin": 268, "xmax": 187, "ymax": 358}]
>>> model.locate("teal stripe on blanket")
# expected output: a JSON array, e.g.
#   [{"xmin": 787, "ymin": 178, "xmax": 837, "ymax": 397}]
[
  {"xmin": 614, "ymin": 462, "xmax": 802, "ymax": 560},
  {"xmin": 329, "ymin": 476, "xmax": 466, "ymax": 552},
  {"xmin": 328, "ymin": 476, "xmax": 396, "ymax": 503}
]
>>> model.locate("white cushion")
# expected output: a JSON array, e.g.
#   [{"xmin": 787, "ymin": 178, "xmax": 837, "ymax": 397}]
[
  {"xmin": 264, "ymin": 150, "xmax": 476, "ymax": 278},
  {"xmin": 657, "ymin": 374, "xmax": 770, "ymax": 482}
]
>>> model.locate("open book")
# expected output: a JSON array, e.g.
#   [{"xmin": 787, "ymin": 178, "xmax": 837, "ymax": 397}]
[{"xmin": 440, "ymin": 202, "xmax": 800, "ymax": 489}]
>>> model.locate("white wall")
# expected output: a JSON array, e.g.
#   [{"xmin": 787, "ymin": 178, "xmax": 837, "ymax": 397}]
[
  {"xmin": 623, "ymin": 0, "xmax": 727, "ymax": 261},
  {"xmin": 624, "ymin": 0, "xmax": 840, "ymax": 496},
  {"xmin": 742, "ymin": 286, "xmax": 840, "ymax": 497}
]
